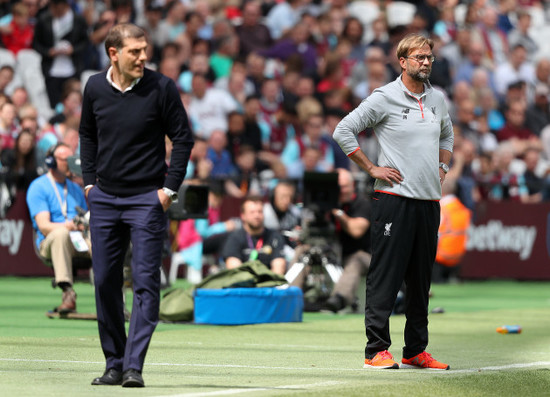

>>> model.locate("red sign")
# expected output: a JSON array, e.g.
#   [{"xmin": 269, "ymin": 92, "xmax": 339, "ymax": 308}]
[
  {"xmin": 0, "ymin": 191, "xmax": 53, "ymax": 276},
  {"xmin": 461, "ymin": 201, "xmax": 550, "ymax": 279},
  {"xmin": 3, "ymin": 194, "xmax": 550, "ymax": 279}
]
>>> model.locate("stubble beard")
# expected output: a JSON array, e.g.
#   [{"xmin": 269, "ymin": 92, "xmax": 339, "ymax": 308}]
[
  {"xmin": 246, "ymin": 221, "xmax": 264, "ymax": 235},
  {"xmin": 408, "ymin": 68, "xmax": 431, "ymax": 83}
]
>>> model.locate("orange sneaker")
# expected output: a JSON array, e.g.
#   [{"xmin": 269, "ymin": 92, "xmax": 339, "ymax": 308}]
[
  {"xmin": 401, "ymin": 351, "xmax": 450, "ymax": 370},
  {"xmin": 363, "ymin": 350, "xmax": 399, "ymax": 369}
]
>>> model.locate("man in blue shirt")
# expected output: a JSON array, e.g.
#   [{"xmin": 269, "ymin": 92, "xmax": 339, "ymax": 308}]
[{"xmin": 26, "ymin": 142, "xmax": 89, "ymax": 313}]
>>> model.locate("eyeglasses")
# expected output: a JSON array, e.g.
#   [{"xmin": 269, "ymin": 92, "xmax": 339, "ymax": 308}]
[{"xmin": 405, "ymin": 54, "xmax": 435, "ymax": 63}]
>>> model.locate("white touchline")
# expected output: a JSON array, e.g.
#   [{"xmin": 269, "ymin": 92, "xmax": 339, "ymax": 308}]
[
  {"xmin": 1, "ymin": 358, "xmax": 549, "ymax": 374},
  {"xmin": 150, "ymin": 381, "xmax": 344, "ymax": 397}
]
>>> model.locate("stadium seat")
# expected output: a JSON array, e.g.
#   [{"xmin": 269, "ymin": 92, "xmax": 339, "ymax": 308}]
[
  {"xmin": 16, "ymin": 49, "xmax": 53, "ymax": 120},
  {"xmin": 347, "ymin": 1, "xmax": 380, "ymax": 27},
  {"xmin": 0, "ymin": 48, "xmax": 16, "ymax": 67},
  {"xmin": 80, "ymin": 69, "xmax": 100, "ymax": 93},
  {"xmin": 32, "ymin": 229, "xmax": 93, "ymax": 286},
  {"xmin": 386, "ymin": 2, "xmax": 416, "ymax": 28},
  {"xmin": 454, "ymin": 3, "xmax": 468, "ymax": 26}
]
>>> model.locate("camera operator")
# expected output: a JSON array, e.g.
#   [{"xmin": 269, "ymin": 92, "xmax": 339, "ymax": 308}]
[
  {"xmin": 263, "ymin": 180, "xmax": 301, "ymax": 261},
  {"xmin": 322, "ymin": 168, "xmax": 371, "ymax": 312},
  {"xmin": 26, "ymin": 143, "xmax": 90, "ymax": 313},
  {"xmin": 222, "ymin": 196, "xmax": 287, "ymax": 275},
  {"xmin": 288, "ymin": 168, "xmax": 371, "ymax": 312}
]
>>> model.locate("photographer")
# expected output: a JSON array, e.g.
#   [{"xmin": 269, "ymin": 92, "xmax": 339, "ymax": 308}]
[
  {"xmin": 288, "ymin": 168, "xmax": 371, "ymax": 312},
  {"xmin": 322, "ymin": 168, "xmax": 371, "ymax": 312},
  {"xmin": 26, "ymin": 143, "xmax": 90, "ymax": 313},
  {"xmin": 263, "ymin": 180, "xmax": 301, "ymax": 261}
]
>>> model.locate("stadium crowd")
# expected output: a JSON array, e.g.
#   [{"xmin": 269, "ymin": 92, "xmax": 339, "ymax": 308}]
[{"xmin": 1, "ymin": 0, "xmax": 550, "ymax": 269}]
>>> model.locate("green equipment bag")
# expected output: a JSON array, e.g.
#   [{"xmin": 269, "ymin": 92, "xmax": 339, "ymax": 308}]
[{"xmin": 159, "ymin": 260, "xmax": 288, "ymax": 322}]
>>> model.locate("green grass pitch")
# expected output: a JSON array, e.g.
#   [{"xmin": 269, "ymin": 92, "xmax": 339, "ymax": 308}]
[{"xmin": 1, "ymin": 276, "xmax": 550, "ymax": 396}]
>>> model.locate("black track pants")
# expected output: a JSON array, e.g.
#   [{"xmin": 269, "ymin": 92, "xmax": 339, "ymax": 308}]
[{"xmin": 364, "ymin": 192, "xmax": 439, "ymax": 359}]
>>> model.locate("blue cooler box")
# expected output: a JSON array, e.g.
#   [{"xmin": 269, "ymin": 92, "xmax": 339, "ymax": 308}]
[{"xmin": 194, "ymin": 286, "xmax": 303, "ymax": 325}]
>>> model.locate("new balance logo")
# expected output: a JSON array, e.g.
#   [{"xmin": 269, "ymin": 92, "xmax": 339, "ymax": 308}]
[{"xmin": 384, "ymin": 223, "xmax": 392, "ymax": 236}]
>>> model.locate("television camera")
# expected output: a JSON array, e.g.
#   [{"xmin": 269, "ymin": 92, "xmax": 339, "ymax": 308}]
[{"xmin": 286, "ymin": 172, "xmax": 344, "ymax": 309}]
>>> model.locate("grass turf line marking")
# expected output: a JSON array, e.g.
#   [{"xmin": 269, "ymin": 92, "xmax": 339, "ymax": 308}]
[
  {"xmin": 151, "ymin": 381, "xmax": 344, "ymax": 397},
  {"xmin": 1, "ymin": 358, "xmax": 550, "ymax": 373}
]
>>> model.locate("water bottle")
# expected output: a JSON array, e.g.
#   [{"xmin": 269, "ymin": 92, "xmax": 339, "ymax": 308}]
[{"xmin": 496, "ymin": 325, "xmax": 522, "ymax": 334}]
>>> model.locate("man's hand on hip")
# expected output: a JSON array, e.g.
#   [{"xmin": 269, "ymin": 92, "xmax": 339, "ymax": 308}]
[{"xmin": 157, "ymin": 189, "xmax": 172, "ymax": 212}]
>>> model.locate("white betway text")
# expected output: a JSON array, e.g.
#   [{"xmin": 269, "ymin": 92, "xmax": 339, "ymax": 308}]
[
  {"xmin": 466, "ymin": 220, "xmax": 537, "ymax": 260},
  {"xmin": 0, "ymin": 219, "xmax": 24, "ymax": 255}
]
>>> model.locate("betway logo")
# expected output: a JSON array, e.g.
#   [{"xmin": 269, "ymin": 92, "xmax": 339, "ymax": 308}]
[
  {"xmin": 466, "ymin": 220, "xmax": 537, "ymax": 260},
  {"xmin": 0, "ymin": 219, "xmax": 24, "ymax": 255}
]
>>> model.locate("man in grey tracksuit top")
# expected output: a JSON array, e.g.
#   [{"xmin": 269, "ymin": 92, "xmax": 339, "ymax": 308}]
[{"xmin": 333, "ymin": 34, "xmax": 453, "ymax": 370}]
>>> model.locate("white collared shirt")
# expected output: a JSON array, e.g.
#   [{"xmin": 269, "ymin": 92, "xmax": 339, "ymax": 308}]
[{"xmin": 106, "ymin": 66, "xmax": 141, "ymax": 93}]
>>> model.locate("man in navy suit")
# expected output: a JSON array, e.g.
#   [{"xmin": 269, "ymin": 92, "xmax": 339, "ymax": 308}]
[{"xmin": 79, "ymin": 23, "xmax": 194, "ymax": 387}]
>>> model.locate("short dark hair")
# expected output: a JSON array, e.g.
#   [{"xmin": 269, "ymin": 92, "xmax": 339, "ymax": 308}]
[
  {"xmin": 241, "ymin": 196, "xmax": 263, "ymax": 213},
  {"xmin": 104, "ymin": 23, "xmax": 145, "ymax": 56}
]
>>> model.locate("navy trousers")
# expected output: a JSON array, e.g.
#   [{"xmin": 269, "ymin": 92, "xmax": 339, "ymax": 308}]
[{"xmin": 88, "ymin": 186, "xmax": 166, "ymax": 372}]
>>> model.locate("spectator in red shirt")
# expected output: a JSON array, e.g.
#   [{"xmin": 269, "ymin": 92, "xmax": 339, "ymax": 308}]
[
  {"xmin": 497, "ymin": 100, "xmax": 542, "ymax": 155},
  {"xmin": 1, "ymin": 2, "xmax": 34, "ymax": 55}
]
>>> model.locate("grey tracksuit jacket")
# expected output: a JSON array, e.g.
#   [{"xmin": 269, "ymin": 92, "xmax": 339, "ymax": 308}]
[{"xmin": 333, "ymin": 75, "xmax": 454, "ymax": 201}]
